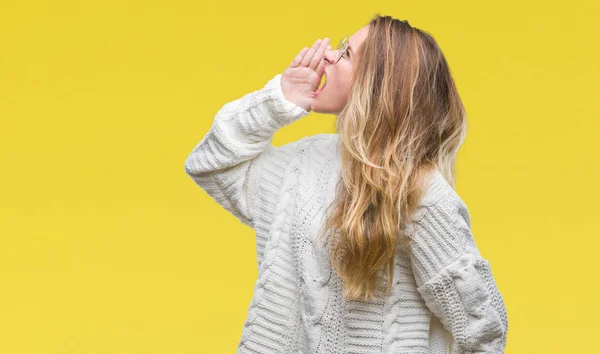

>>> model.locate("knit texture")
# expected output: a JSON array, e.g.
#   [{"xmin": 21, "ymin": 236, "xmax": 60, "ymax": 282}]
[{"xmin": 184, "ymin": 73, "xmax": 509, "ymax": 353}]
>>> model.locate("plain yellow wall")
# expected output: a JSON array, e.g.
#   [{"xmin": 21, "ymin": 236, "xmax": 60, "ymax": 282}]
[{"xmin": 1, "ymin": 1, "xmax": 598, "ymax": 353}]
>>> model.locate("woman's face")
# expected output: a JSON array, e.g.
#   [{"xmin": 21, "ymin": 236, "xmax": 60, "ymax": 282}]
[{"xmin": 311, "ymin": 25, "xmax": 369, "ymax": 115}]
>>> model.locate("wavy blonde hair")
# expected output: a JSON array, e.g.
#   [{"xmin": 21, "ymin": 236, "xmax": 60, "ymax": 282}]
[{"xmin": 314, "ymin": 14, "xmax": 467, "ymax": 302}]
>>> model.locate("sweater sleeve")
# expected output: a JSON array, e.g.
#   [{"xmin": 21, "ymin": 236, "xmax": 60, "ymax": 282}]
[
  {"xmin": 408, "ymin": 196, "xmax": 509, "ymax": 353},
  {"xmin": 183, "ymin": 74, "xmax": 310, "ymax": 228}
]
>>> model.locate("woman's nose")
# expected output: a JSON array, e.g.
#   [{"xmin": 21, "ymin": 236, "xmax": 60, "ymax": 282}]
[{"xmin": 323, "ymin": 46, "xmax": 335, "ymax": 64}]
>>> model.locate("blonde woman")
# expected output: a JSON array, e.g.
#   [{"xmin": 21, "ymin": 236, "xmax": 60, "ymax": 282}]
[{"xmin": 185, "ymin": 14, "xmax": 508, "ymax": 354}]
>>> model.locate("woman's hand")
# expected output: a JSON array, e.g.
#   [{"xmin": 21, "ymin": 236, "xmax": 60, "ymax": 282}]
[{"xmin": 281, "ymin": 38, "xmax": 330, "ymax": 112}]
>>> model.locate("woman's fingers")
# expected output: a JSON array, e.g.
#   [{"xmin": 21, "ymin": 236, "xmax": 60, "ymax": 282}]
[
  {"xmin": 290, "ymin": 38, "xmax": 329, "ymax": 73},
  {"xmin": 290, "ymin": 47, "xmax": 309, "ymax": 68},
  {"xmin": 309, "ymin": 38, "xmax": 329, "ymax": 71},
  {"xmin": 300, "ymin": 38, "xmax": 322, "ymax": 68}
]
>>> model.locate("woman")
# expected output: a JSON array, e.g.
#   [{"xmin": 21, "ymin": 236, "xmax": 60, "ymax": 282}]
[{"xmin": 184, "ymin": 14, "xmax": 508, "ymax": 354}]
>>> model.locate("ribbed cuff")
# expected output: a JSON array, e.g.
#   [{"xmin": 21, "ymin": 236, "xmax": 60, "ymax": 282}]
[{"xmin": 417, "ymin": 253, "xmax": 508, "ymax": 353}]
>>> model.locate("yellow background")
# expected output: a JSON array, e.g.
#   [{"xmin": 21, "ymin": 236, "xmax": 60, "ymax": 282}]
[{"xmin": 1, "ymin": 1, "xmax": 598, "ymax": 353}]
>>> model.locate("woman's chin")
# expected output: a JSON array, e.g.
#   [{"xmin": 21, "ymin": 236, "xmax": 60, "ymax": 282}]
[
  {"xmin": 311, "ymin": 101, "xmax": 337, "ymax": 115},
  {"xmin": 310, "ymin": 97, "xmax": 324, "ymax": 113}
]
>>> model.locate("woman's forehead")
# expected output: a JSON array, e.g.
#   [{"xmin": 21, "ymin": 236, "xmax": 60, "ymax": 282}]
[{"xmin": 349, "ymin": 26, "xmax": 369, "ymax": 53}]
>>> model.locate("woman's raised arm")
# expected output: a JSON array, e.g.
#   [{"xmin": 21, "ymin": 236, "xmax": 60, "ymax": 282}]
[
  {"xmin": 183, "ymin": 73, "xmax": 310, "ymax": 228},
  {"xmin": 184, "ymin": 38, "xmax": 330, "ymax": 228}
]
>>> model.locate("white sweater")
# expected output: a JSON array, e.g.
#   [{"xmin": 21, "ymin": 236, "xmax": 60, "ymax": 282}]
[{"xmin": 184, "ymin": 73, "xmax": 509, "ymax": 353}]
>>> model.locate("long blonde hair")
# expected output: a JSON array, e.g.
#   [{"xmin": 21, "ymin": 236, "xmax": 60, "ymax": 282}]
[{"xmin": 314, "ymin": 14, "xmax": 467, "ymax": 301}]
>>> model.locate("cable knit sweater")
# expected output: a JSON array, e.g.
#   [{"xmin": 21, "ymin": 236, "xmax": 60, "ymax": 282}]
[{"xmin": 184, "ymin": 73, "xmax": 509, "ymax": 353}]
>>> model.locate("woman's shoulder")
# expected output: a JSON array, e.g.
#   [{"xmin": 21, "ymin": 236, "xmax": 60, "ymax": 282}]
[
  {"xmin": 297, "ymin": 133, "xmax": 340, "ymax": 161},
  {"xmin": 280, "ymin": 133, "xmax": 337, "ymax": 154},
  {"xmin": 302, "ymin": 133, "xmax": 339, "ymax": 149},
  {"xmin": 295, "ymin": 136, "xmax": 470, "ymax": 224}
]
